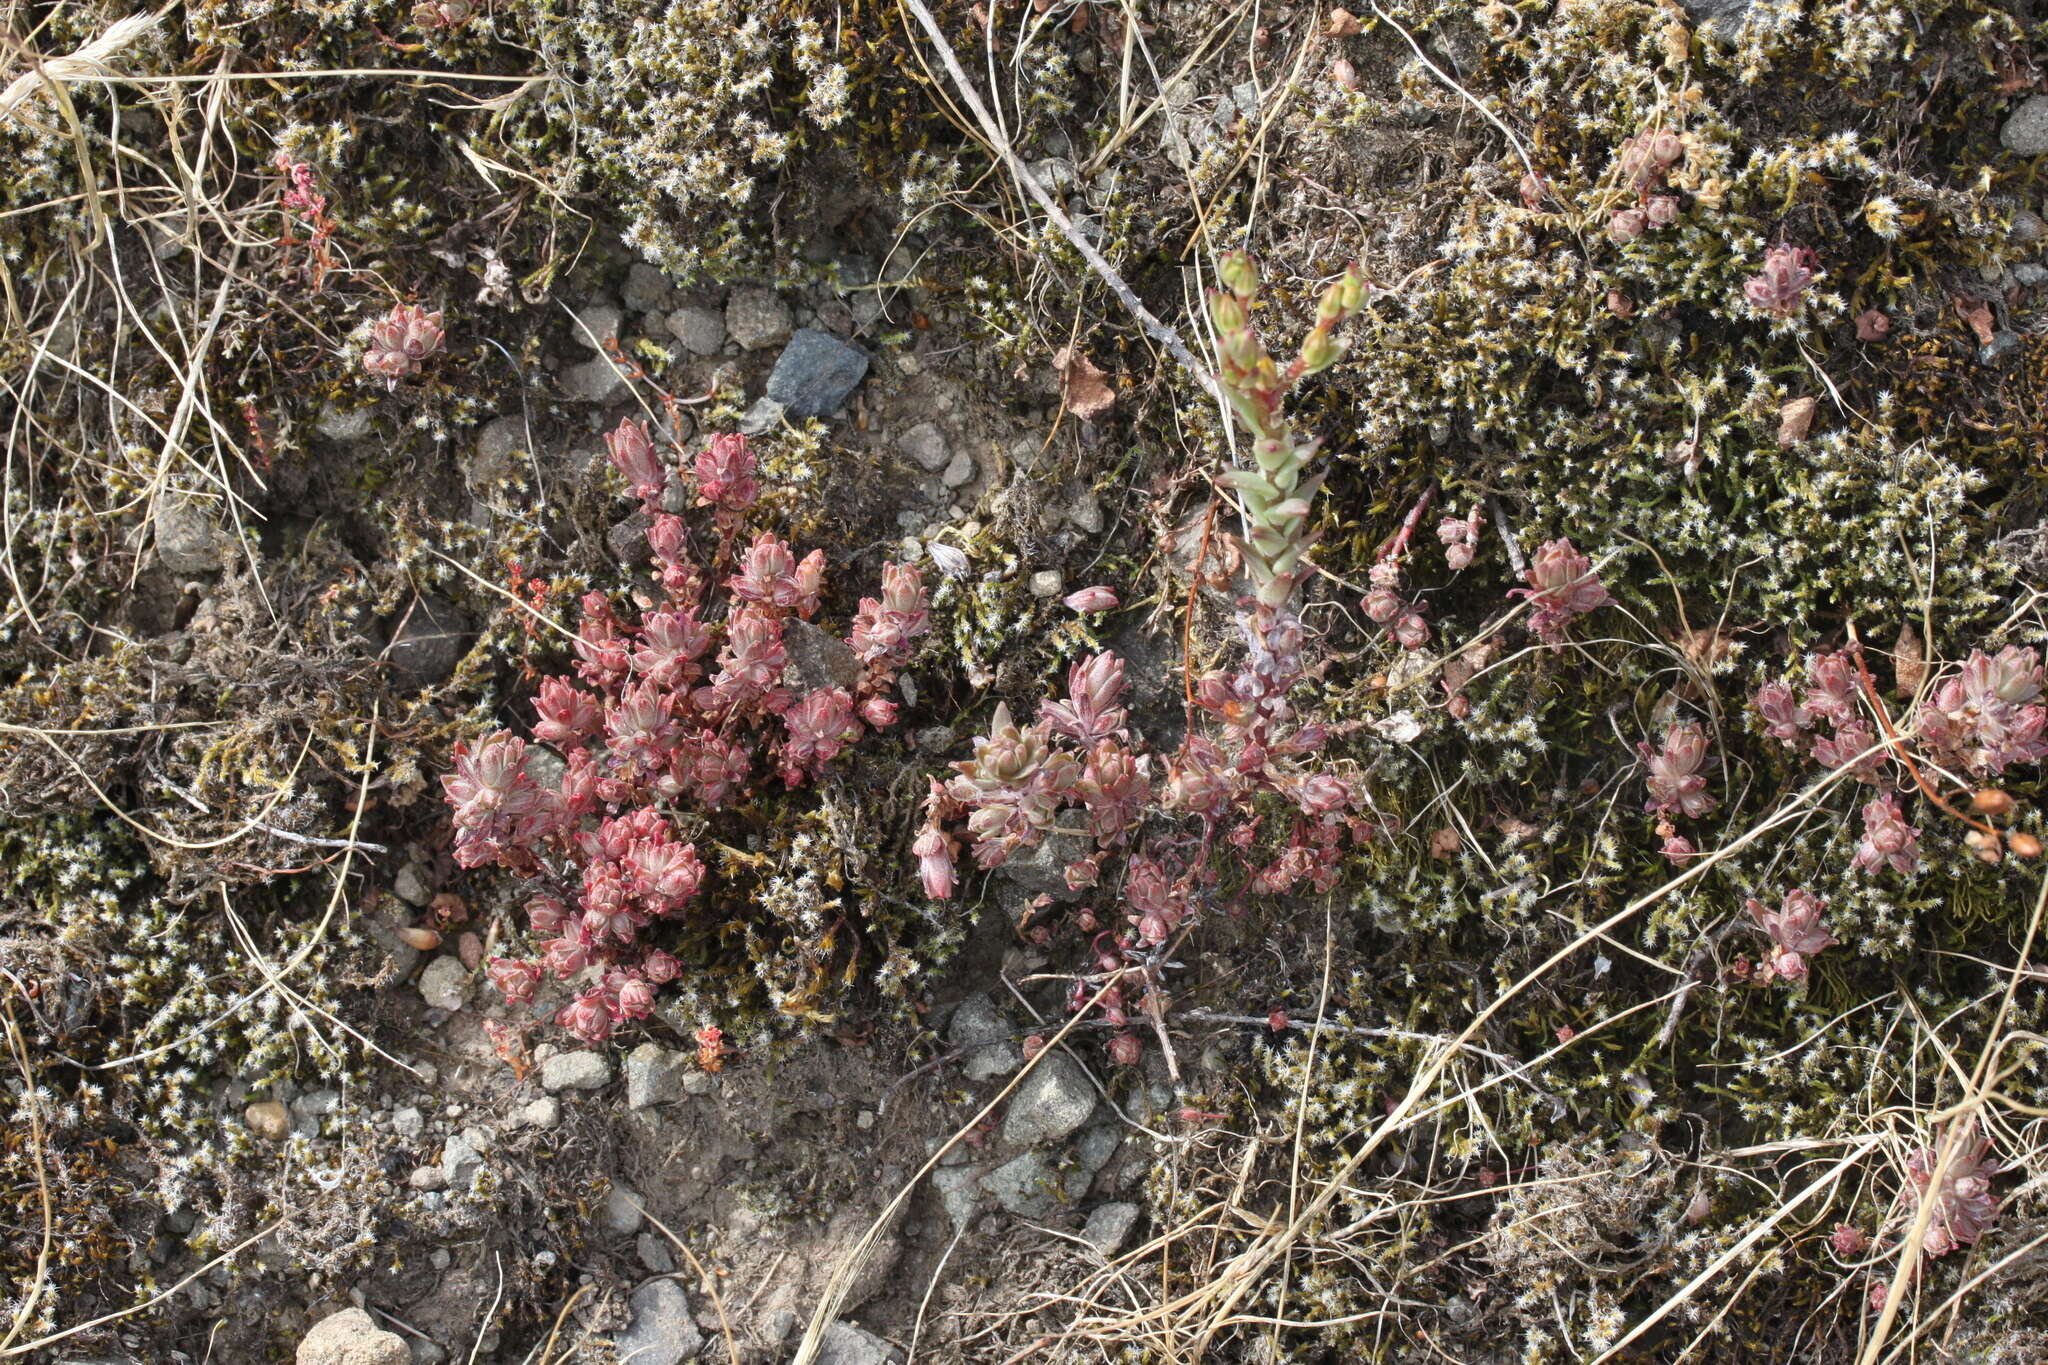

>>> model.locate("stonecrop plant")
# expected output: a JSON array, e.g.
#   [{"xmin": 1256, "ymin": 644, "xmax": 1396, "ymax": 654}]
[
  {"xmin": 448, "ymin": 423, "xmax": 930, "ymax": 1043},
  {"xmin": 913, "ymin": 257, "xmax": 1382, "ymax": 1062}
]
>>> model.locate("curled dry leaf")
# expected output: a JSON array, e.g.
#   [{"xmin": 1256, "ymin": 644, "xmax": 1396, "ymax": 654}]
[
  {"xmin": 1776, "ymin": 395, "xmax": 1818, "ymax": 446},
  {"xmin": 1326, "ymin": 7, "xmax": 1363, "ymax": 36},
  {"xmin": 1955, "ymin": 297, "xmax": 1996, "ymax": 347},
  {"xmin": 1892, "ymin": 621, "xmax": 1926, "ymax": 696},
  {"xmin": 1053, "ymin": 345, "xmax": 1117, "ymax": 421}
]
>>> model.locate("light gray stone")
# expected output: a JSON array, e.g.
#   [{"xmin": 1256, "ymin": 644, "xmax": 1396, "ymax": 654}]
[
  {"xmin": 567, "ymin": 298, "xmax": 624, "ymax": 351},
  {"xmin": 296, "ymin": 1307, "xmax": 410, "ymax": 1365},
  {"xmin": 154, "ymin": 495, "xmax": 225, "ymax": 575},
  {"xmin": 940, "ymin": 449, "xmax": 976, "ymax": 488},
  {"xmin": 518, "ymin": 1096, "xmax": 559, "ymax": 1129},
  {"xmin": 740, "ymin": 396, "xmax": 786, "ymax": 435},
  {"xmin": 2011, "ymin": 209, "xmax": 2047, "ymax": 243},
  {"xmin": 813, "ymin": 1320, "xmax": 899, "ymax": 1365},
  {"xmin": 764, "ymin": 329, "xmax": 868, "ymax": 417},
  {"xmin": 1067, "ymin": 492, "xmax": 1104, "ymax": 535},
  {"xmin": 931, "ymin": 1164, "xmax": 986, "ymax": 1232},
  {"xmin": 1066, "ymin": 1126, "xmax": 1121, "ymax": 1198},
  {"xmin": 407, "ymin": 1164, "xmax": 446, "ymax": 1191},
  {"xmin": 1028, "ymin": 569, "xmax": 1063, "ymax": 598},
  {"xmin": 947, "ymin": 993, "xmax": 1020, "ymax": 1082},
  {"xmin": 624, "ymin": 1043, "xmax": 688, "ymax": 1110},
  {"xmin": 1081, "ymin": 1202, "xmax": 1140, "ymax": 1255},
  {"xmin": 2005, "ymin": 95, "xmax": 2048, "ymax": 157},
  {"xmin": 637, "ymin": 1232, "xmax": 677, "ymax": 1274},
  {"xmin": 393, "ymin": 864, "xmax": 432, "ymax": 906},
  {"xmin": 601, "ymin": 1183, "xmax": 645, "ymax": 1236},
  {"xmin": 1000, "ymin": 1052, "xmax": 1095, "ymax": 1147},
  {"xmin": 664, "ymin": 306, "xmax": 726, "ymax": 356},
  {"xmin": 611, "ymin": 1279, "xmax": 703, "ymax": 1365},
  {"xmin": 726, "ymin": 287, "xmax": 793, "ymax": 350},
  {"xmin": 440, "ymin": 1126, "xmax": 490, "ymax": 1187},
  {"xmin": 561, "ymin": 353, "xmax": 631, "ymax": 404},
  {"xmin": 391, "ymin": 1106, "xmax": 423, "ymax": 1138},
  {"xmin": 983, "ymin": 1149, "xmax": 1059, "ymax": 1217},
  {"xmin": 995, "ymin": 830, "xmax": 1091, "ymax": 901},
  {"xmin": 897, "ymin": 422, "xmax": 950, "ymax": 472},
  {"xmin": 417, "ymin": 956, "xmax": 470, "ymax": 1013},
  {"xmin": 540, "ymin": 1050, "xmax": 611, "ymax": 1093}
]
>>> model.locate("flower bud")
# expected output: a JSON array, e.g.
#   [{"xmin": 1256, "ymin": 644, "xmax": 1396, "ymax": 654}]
[
  {"xmin": 2011, "ymin": 831, "xmax": 2042, "ymax": 859},
  {"xmin": 1971, "ymin": 788, "xmax": 2014, "ymax": 817},
  {"xmin": 1608, "ymin": 208, "xmax": 1648, "ymax": 243},
  {"xmin": 1063, "ymin": 585, "xmax": 1120, "ymax": 613}
]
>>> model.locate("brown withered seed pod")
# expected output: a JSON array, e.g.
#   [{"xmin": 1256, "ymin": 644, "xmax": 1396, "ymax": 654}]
[
  {"xmin": 1972, "ymin": 788, "xmax": 2016, "ymax": 817},
  {"xmin": 2010, "ymin": 832, "xmax": 2042, "ymax": 860},
  {"xmin": 397, "ymin": 926, "xmax": 442, "ymax": 950}
]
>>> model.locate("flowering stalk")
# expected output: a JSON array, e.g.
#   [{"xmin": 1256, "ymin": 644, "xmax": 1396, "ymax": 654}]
[{"xmin": 1207, "ymin": 252, "xmax": 1368, "ymax": 623}]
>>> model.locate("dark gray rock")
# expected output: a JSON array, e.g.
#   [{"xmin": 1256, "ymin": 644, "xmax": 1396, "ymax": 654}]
[
  {"xmin": 784, "ymin": 618, "xmax": 862, "ymax": 691},
  {"xmin": 623, "ymin": 264, "xmax": 676, "ymax": 313},
  {"xmin": 387, "ymin": 596, "xmax": 471, "ymax": 687},
  {"xmin": 2003, "ymin": 95, "xmax": 2048, "ymax": 156},
  {"xmin": 1001, "ymin": 1051, "xmax": 1095, "ymax": 1147},
  {"xmin": 896, "ymin": 422, "xmax": 950, "ymax": 473},
  {"xmin": 561, "ymin": 353, "xmax": 630, "ymax": 404},
  {"xmin": 765, "ymin": 329, "xmax": 869, "ymax": 418},
  {"xmin": 1676, "ymin": 0, "xmax": 1747, "ymax": 32},
  {"xmin": 665, "ymin": 305, "xmax": 726, "ymax": 356},
  {"xmin": 610, "ymin": 1280, "xmax": 702, "ymax": 1365},
  {"xmin": 566, "ymin": 298, "xmax": 624, "ymax": 352},
  {"xmin": 996, "ymin": 830, "xmax": 1091, "ymax": 900}
]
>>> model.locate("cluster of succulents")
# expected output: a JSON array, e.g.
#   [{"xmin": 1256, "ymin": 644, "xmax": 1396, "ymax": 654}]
[{"xmin": 448, "ymin": 424, "xmax": 930, "ymax": 1042}]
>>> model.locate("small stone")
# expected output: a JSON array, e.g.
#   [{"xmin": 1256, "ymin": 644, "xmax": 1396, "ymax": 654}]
[
  {"xmin": 765, "ymin": 329, "xmax": 869, "ymax": 417},
  {"xmin": 726, "ymin": 287, "xmax": 793, "ymax": 351},
  {"xmin": 624, "ymin": 1043, "xmax": 688, "ymax": 1110},
  {"xmin": 1000, "ymin": 1052, "xmax": 1096, "ymax": 1147},
  {"xmin": 518, "ymin": 1097, "xmax": 559, "ymax": 1129},
  {"xmin": 940, "ymin": 449, "xmax": 976, "ymax": 488},
  {"xmin": 440, "ymin": 1126, "xmax": 490, "ymax": 1187},
  {"xmin": 1029, "ymin": 569, "xmax": 1064, "ymax": 598},
  {"xmin": 1067, "ymin": 492, "xmax": 1104, "ymax": 535},
  {"xmin": 623, "ymin": 264, "xmax": 676, "ymax": 313},
  {"xmin": 296, "ymin": 1307, "xmax": 410, "ymax": 1365},
  {"xmin": 637, "ymin": 1232, "xmax": 677, "ymax": 1274},
  {"xmin": 429, "ymin": 1248, "xmax": 452, "ymax": 1271},
  {"xmin": 296, "ymin": 1089, "xmax": 341, "ymax": 1118},
  {"xmin": 897, "ymin": 422, "xmax": 950, "ymax": 472},
  {"xmin": 417, "ymin": 956, "xmax": 470, "ymax": 1013},
  {"xmin": 408, "ymin": 1164, "xmax": 447, "ymax": 1191},
  {"xmin": 947, "ymin": 993, "xmax": 1021, "ymax": 1082},
  {"xmin": 740, "ymin": 396, "xmax": 787, "ymax": 435},
  {"xmin": 2012, "ymin": 209, "xmax": 2047, "ymax": 244},
  {"xmin": 813, "ymin": 1320, "xmax": 900, "ymax": 1365},
  {"xmin": 983, "ymin": 1149, "xmax": 1059, "ymax": 1217},
  {"xmin": 154, "ymin": 495, "xmax": 225, "ymax": 574},
  {"xmin": 1081, "ymin": 1202, "xmax": 1140, "ymax": 1255},
  {"xmin": 665, "ymin": 305, "xmax": 726, "ymax": 356},
  {"xmin": 2004, "ymin": 95, "xmax": 2048, "ymax": 157},
  {"xmin": 610, "ymin": 1279, "xmax": 704, "ymax": 1365},
  {"xmin": 1066, "ymin": 1126, "xmax": 1121, "ymax": 1197},
  {"xmin": 408, "ymin": 1340, "xmax": 446, "ymax": 1365},
  {"xmin": 392, "ymin": 1106, "xmax": 424, "ymax": 1138},
  {"xmin": 857, "ymin": 1110, "xmax": 875, "ymax": 1131},
  {"xmin": 567, "ymin": 299, "xmax": 624, "ymax": 352},
  {"xmin": 386, "ymin": 596, "xmax": 471, "ymax": 688},
  {"xmin": 608, "ymin": 509, "xmax": 655, "ymax": 566},
  {"xmin": 601, "ymin": 1183, "xmax": 645, "ymax": 1236},
  {"xmin": 914, "ymin": 726, "xmax": 955, "ymax": 754},
  {"xmin": 314, "ymin": 403, "xmax": 375, "ymax": 442},
  {"xmin": 393, "ymin": 864, "xmax": 432, "ymax": 906},
  {"xmin": 244, "ymin": 1100, "xmax": 289, "ymax": 1141},
  {"xmin": 561, "ymin": 353, "xmax": 630, "ymax": 404},
  {"xmin": 2014, "ymin": 263, "xmax": 2048, "ymax": 286},
  {"xmin": 1980, "ymin": 330, "xmax": 2022, "ymax": 364},
  {"xmin": 784, "ymin": 618, "xmax": 863, "ymax": 691},
  {"xmin": 996, "ymin": 829, "xmax": 1091, "ymax": 900},
  {"xmin": 541, "ymin": 1050, "xmax": 611, "ymax": 1092},
  {"xmin": 682, "ymin": 1071, "xmax": 715, "ymax": 1096}
]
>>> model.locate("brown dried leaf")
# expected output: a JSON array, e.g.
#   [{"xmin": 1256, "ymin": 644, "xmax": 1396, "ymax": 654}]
[
  {"xmin": 1053, "ymin": 345, "xmax": 1116, "ymax": 421},
  {"xmin": 1326, "ymin": 7, "xmax": 1363, "ymax": 36},
  {"xmin": 1776, "ymin": 395, "xmax": 1818, "ymax": 446},
  {"xmin": 1893, "ymin": 621, "xmax": 1927, "ymax": 697},
  {"xmin": 1956, "ymin": 296, "xmax": 1997, "ymax": 346}
]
